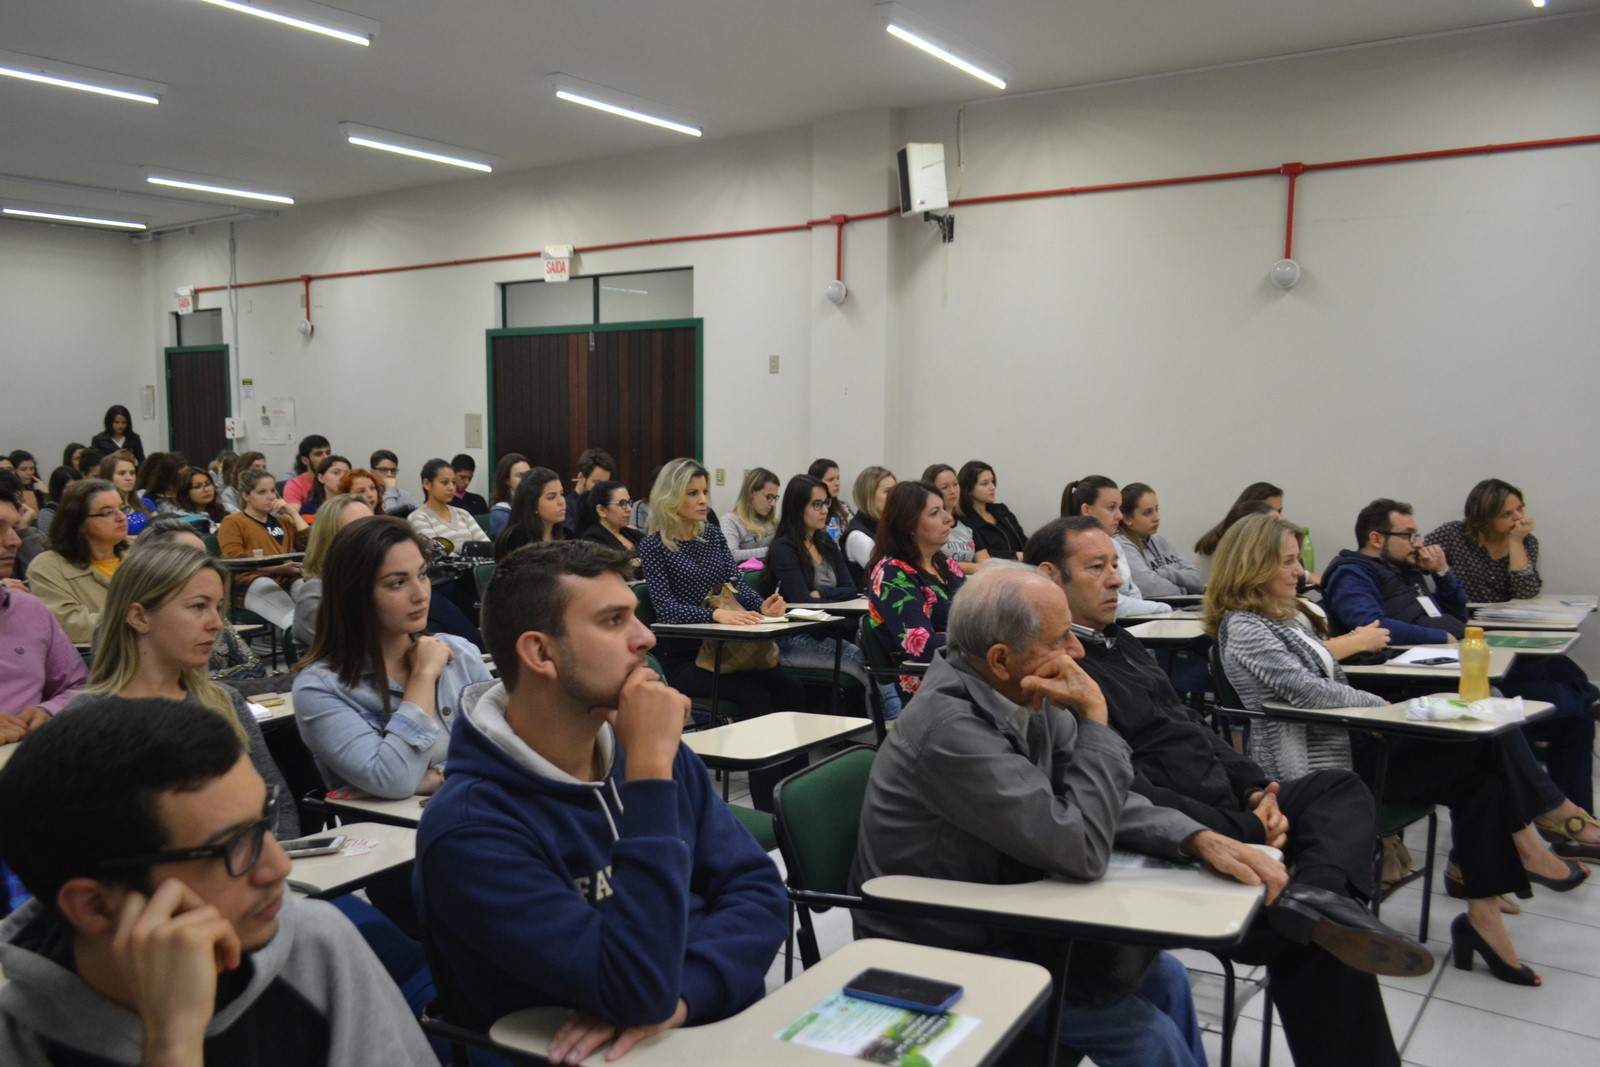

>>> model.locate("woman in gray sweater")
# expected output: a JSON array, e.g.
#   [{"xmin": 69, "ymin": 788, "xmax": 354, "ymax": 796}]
[
  {"xmin": 1207, "ymin": 513, "xmax": 1595, "ymax": 988},
  {"xmin": 1112, "ymin": 482, "xmax": 1204, "ymax": 596}
]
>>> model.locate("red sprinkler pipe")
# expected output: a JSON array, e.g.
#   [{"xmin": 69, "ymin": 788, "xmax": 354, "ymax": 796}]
[{"xmin": 1279, "ymin": 163, "xmax": 1305, "ymax": 260}]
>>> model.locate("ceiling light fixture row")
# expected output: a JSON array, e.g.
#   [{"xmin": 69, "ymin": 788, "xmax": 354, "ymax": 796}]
[
  {"xmin": 548, "ymin": 75, "xmax": 702, "ymax": 137},
  {"xmin": 195, "ymin": 0, "xmax": 380, "ymax": 46},
  {"xmin": 0, "ymin": 201, "xmax": 148, "ymax": 230},
  {"xmin": 875, "ymin": 2, "xmax": 1013, "ymax": 90}
]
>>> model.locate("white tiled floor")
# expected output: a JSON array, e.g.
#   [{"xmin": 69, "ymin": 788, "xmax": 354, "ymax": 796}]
[{"xmin": 735, "ymin": 760, "xmax": 1600, "ymax": 1066}]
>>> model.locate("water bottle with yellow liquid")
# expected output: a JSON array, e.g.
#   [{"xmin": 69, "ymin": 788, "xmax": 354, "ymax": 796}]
[{"xmin": 1458, "ymin": 626, "xmax": 1490, "ymax": 703}]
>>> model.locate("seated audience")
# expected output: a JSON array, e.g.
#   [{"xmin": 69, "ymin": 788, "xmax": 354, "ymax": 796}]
[
  {"xmin": 281, "ymin": 434, "xmax": 331, "ymax": 507},
  {"xmin": 863, "ymin": 481, "xmax": 965, "ymax": 702},
  {"xmin": 415, "ymin": 541, "xmax": 788, "ymax": 1044},
  {"xmin": 807, "ymin": 457, "xmax": 851, "ymax": 529},
  {"xmin": 97, "ymin": 451, "xmax": 156, "ymax": 534},
  {"xmin": 298, "ymin": 454, "xmax": 352, "ymax": 517},
  {"xmin": 958, "ymin": 459, "xmax": 1027, "ymax": 561},
  {"xmin": 579, "ymin": 479, "xmax": 643, "ymax": 575},
  {"xmin": 1065, "ymin": 475, "xmax": 1172, "ymax": 618},
  {"xmin": 220, "ymin": 450, "xmax": 267, "ymax": 513},
  {"xmin": 407, "ymin": 458, "xmax": 490, "ymax": 550},
  {"xmin": 73, "ymin": 447, "xmax": 103, "ymax": 480},
  {"xmin": 487, "ymin": 452, "xmax": 530, "ymax": 536},
  {"xmin": 1323, "ymin": 498, "xmax": 1599, "ymax": 815},
  {"xmin": 1195, "ymin": 481, "xmax": 1285, "ymax": 557},
  {"xmin": 450, "ymin": 453, "xmax": 490, "ymax": 516},
  {"xmin": 1426, "ymin": 477, "xmax": 1543, "ymax": 602},
  {"xmin": 207, "ymin": 448, "xmax": 237, "ymax": 488},
  {"xmin": 493, "ymin": 465, "xmax": 569, "ymax": 560},
  {"xmin": 294, "ymin": 516, "xmax": 491, "ymax": 800},
  {"xmin": 769, "ymin": 475, "xmax": 900, "ymax": 719},
  {"xmin": 843, "ymin": 466, "xmax": 894, "ymax": 581},
  {"xmin": 370, "ymin": 449, "xmax": 419, "ymax": 514},
  {"xmin": 630, "ymin": 464, "xmax": 662, "ymax": 532},
  {"xmin": 216, "ymin": 469, "xmax": 309, "ymax": 635},
  {"xmin": 1211, "ymin": 512, "xmax": 1593, "ymax": 986},
  {"xmin": 27, "ymin": 479, "xmax": 127, "ymax": 643},
  {"xmin": 0, "ymin": 488, "xmax": 84, "ymax": 742},
  {"xmin": 336, "ymin": 466, "xmax": 386, "ymax": 514},
  {"xmin": 853, "ymin": 563, "xmax": 1280, "ymax": 1067},
  {"xmin": 719, "ymin": 466, "xmax": 779, "ymax": 562},
  {"xmin": 0, "ymin": 698, "xmax": 435, "ymax": 1066},
  {"xmin": 134, "ymin": 452, "xmax": 186, "ymax": 517},
  {"xmin": 175, "ymin": 464, "xmax": 227, "ymax": 531},
  {"xmin": 1028, "ymin": 516, "xmax": 1432, "ymax": 1067},
  {"xmin": 7, "ymin": 451, "xmax": 46, "ymax": 516},
  {"xmin": 1114, "ymin": 482, "xmax": 1204, "ymax": 595},
  {"xmin": 77, "ymin": 543, "xmax": 298, "ymax": 839},
  {"xmin": 33, "ymin": 465, "xmax": 79, "ymax": 537},
  {"xmin": 61, "ymin": 442, "xmax": 88, "ymax": 473},
  {"xmin": 562, "ymin": 447, "xmax": 617, "ymax": 535},
  {"xmin": 292, "ymin": 494, "xmax": 373, "ymax": 650},
  {"xmin": 639, "ymin": 457, "xmax": 802, "ymax": 810},
  {"xmin": 922, "ymin": 463, "xmax": 987, "ymax": 573},
  {"xmin": 88, "ymin": 403, "xmax": 144, "ymax": 464},
  {"xmin": 134, "ymin": 521, "xmax": 269, "ymax": 685}
]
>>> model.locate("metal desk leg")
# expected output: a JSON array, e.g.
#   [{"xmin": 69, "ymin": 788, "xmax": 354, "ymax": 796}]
[
  {"xmin": 711, "ymin": 641, "xmax": 728, "ymax": 800},
  {"xmin": 1369, "ymin": 737, "xmax": 1393, "ymax": 919},
  {"xmin": 1041, "ymin": 940, "xmax": 1073, "ymax": 1067},
  {"xmin": 831, "ymin": 634, "xmax": 844, "ymax": 714}
]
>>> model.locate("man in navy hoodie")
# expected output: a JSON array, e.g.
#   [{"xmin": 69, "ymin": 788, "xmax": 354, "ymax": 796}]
[{"xmin": 415, "ymin": 540, "xmax": 788, "ymax": 1063}]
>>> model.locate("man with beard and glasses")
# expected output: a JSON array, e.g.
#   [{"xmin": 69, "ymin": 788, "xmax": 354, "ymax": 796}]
[{"xmin": 415, "ymin": 540, "xmax": 786, "ymax": 1064}]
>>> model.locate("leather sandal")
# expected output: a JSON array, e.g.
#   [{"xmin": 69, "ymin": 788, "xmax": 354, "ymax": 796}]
[{"xmin": 1534, "ymin": 810, "xmax": 1600, "ymax": 861}]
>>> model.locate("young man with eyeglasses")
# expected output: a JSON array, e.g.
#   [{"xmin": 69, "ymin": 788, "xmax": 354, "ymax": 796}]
[
  {"xmin": 370, "ymin": 449, "xmax": 420, "ymax": 516},
  {"xmin": 0, "ymin": 698, "xmax": 435, "ymax": 1066}
]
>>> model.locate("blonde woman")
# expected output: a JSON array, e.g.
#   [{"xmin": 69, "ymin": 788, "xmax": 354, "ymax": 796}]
[
  {"xmin": 1209, "ymin": 513, "xmax": 1590, "ymax": 987},
  {"xmin": 639, "ymin": 458, "xmax": 800, "ymax": 810},
  {"xmin": 292, "ymin": 493, "xmax": 374, "ymax": 650},
  {"xmin": 77, "ymin": 542, "xmax": 298, "ymax": 838},
  {"xmin": 719, "ymin": 466, "xmax": 779, "ymax": 562},
  {"xmin": 843, "ymin": 465, "xmax": 895, "ymax": 577}
]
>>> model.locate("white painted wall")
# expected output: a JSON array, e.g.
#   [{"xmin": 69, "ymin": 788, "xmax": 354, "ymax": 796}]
[
  {"xmin": 3, "ymin": 17, "xmax": 1597, "ymax": 675},
  {"xmin": 0, "ymin": 223, "xmax": 158, "ymax": 465}
]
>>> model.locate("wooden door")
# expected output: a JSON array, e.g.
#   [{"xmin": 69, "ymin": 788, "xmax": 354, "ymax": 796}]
[
  {"xmin": 488, "ymin": 322, "xmax": 701, "ymax": 497},
  {"xmin": 165, "ymin": 346, "xmax": 230, "ymax": 466}
]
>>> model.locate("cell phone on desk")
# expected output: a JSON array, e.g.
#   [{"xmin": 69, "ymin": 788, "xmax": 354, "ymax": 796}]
[
  {"xmin": 843, "ymin": 968, "xmax": 963, "ymax": 1014},
  {"xmin": 280, "ymin": 834, "xmax": 346, "ymax": 858}
]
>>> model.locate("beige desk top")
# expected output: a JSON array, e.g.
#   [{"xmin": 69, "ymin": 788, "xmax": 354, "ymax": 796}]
[
  {"xmin": 323, "ymin": 793, "xmax": 428, "ymax": 827},
  {"xmin": 1468, "ymin": 594, "xmax": 1594, "ymax": 631},
  {"xmin": 1125, "ymin": 618, "xmax": 1206, "ymax": 642},
  {"xmin": 1469, "ymin": 593, "xmax": 1597, "ymax": 613},
  {"xmin": 1343, "ymin": 645, "xmax": 1514, "ymax": 681},
  {"xmin": 287, "ymin": 821, "xmax": 415, "ymax": 899},
  {"xmin": 652, "ymin": 615, "xmax": 840, "ymax": 638},
  {"xmin": 489, "ymin": 938, "xmax": 1050, "ymax": 1067},
  {"xmin": 1394, "ymin": 631, "xmax": 1580, "ymax": 657},
  {"xmin": 813, "ymin": 597, "xmax": 870, "ymax": 614},
  {"xmin": 1261, "ymin": 696, "xmax": 1552, "ymax": 738},
  {"xmin": 861, "ymin": 864, "xmax": 1263, "ymax": 948},
  {"xmin": 684, "ymin": 712, "xmax": 872, "ymax": 767}
]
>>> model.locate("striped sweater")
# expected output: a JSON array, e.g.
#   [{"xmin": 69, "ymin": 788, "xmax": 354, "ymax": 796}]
[{"xmin": 1216, "ymin": 610, "xmax": 1384, "ymax": 782}]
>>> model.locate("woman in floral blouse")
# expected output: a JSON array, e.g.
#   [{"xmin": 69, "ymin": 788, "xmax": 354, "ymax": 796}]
[{"xmin": 865, "ymin": 481, "xmax": 965, "ymax": 701}]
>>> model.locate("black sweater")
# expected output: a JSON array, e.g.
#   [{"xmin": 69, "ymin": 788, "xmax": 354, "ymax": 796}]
[{"xmin": 766, "ymin": 536, "xmax": 856, "ymax": 603}]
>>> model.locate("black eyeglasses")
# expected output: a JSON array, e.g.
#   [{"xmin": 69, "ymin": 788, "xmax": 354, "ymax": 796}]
[
  {"xmin": 1380, "ymin": 530, "xmax": 1423, "ymax": 545},
  {"xmin": 96, "ymin": 786, "xmax": 280, "ymax": 879},
  {"xmin": 373, "ymin": 466, "xmax": 399, "ymax": 476}
]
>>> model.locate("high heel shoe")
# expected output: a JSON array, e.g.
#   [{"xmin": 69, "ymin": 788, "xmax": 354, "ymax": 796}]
[
  {"xmin": 1524, "ymin": 855, "xmax": 1589, "ymax": 893},
  {"xmin": 1450, "ymin": 914, "xmax": 1540, "ymax": 986}
]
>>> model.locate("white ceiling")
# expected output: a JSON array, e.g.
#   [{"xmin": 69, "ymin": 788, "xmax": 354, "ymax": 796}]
[{"xmin": 2, "ymin": 0, "xmax": 1592, "ymax": 232}]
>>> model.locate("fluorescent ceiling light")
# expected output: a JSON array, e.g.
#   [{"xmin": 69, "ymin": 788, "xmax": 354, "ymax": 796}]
[
  {"xmin": 548, "ymin": 75, "xmax": 702, "ymax": 137},
  {"xmin": 339, "ymin": 122, "xmax": 495, "ymax": 172},
  {"xmin": 0, "ymin": 49, "xmax": 165, "ymax": 104},
  {"xmin": 194, "ymin": 0, "xmax": 379, "ymax": 46},
  {"xmin": 145, "ymin": 169, "xmax": 295, "ymax": 205},
  {"xmin": 2, "ymin": 201, "xmax": 148, "ymax": 230},
  {"xmin": 875, "ymin": 3, "xmax": 1013, "ymax": 90}
]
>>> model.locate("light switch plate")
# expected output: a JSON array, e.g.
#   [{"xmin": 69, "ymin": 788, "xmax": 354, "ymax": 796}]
[{"xmin": 464, "ymin": 414, "xmax": 483, "ymax": 449}]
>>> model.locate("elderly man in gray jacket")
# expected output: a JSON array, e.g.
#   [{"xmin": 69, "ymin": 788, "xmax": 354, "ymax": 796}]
[{"xmin": 850, "ymin": 563, "xmax": 1286, "ymax": 1067}]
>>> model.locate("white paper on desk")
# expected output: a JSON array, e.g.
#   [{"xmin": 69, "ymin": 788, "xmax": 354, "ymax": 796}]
[
  {"xmin": 246, "ymin": 701, "xmax": 272, "ymax": 721},
  {"xmin": 787, "ymin": 608, "xmax": 831, "ymax": 620},
  {"xmin": 1390, "ymin": 647, "xmax": 1460, "ymax": 667},
  {"xmin": 1405, "ymin": 696, "xmax": 1524, "ymax": 723},
  {"xmin": 777, "ymin": 991, "xmax": 979, "ymax": 1066}
]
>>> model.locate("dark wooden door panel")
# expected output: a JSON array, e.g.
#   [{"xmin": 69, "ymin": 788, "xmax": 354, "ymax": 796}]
[{"xmin": 166, "ymin": 347, "xmax": 229, "ymax": 466}]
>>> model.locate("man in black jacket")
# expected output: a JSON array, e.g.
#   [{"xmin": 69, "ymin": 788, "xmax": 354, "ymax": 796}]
[{"xmin": 1025, "ymin": 517, "xmax": 1429, "ymax": 1067}]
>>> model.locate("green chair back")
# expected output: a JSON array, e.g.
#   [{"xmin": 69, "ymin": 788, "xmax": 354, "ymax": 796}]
[
  {"xmin": 631, "ymin": 581, "xmax": 656, "ymax": 627},
  {"xmin": 474, "ymin": 513, "xmax": 493, "ymax": 535},
  {"xmin": 474, "ymin": 562, "xmax": 496, "ymax": 597},
  {"xmin": 774, "ymin": 745, "xmax": 875, "ymax": 900},
  {"xmin": 741, "ymin": 565, "xmax": 769, "ymax": 598},
  {"xmin": 202, "ymin": 532, "xmax": 221, "ymax": 557},
  {"xmin": 726, "ymin": 803, "xmax": 778, "ymax": 852}
]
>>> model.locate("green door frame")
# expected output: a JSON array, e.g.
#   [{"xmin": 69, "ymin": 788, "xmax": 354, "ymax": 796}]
[
  {"xmin": 163, "ymin": 344, "xmax": 233, "ymax": 451},
  {"xmin": 483, "ymin": 318, "xmax": 704, "ymax": 468}
]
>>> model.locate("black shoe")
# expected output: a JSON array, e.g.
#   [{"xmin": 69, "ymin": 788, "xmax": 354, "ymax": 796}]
[
  {"xmin": 1450, "ymin": 914, "xmax": 1539, "ymax": 986},
  {"xmin": 1267, "ymin": 883, "xmax": 1434, "ymax": 978}
]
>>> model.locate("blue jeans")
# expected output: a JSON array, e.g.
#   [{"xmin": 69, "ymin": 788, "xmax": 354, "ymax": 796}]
[
  {"xmin": 779, "ymin": 633, "xmax": 904, "ymax": 719},
  {"xmin": 1024, "ymin": 951, "xmax": 1205, "ymax": 1067}
]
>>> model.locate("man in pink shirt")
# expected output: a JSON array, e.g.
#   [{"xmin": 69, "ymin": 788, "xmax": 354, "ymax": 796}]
[
  {"xmin": 0, "ymin": 491, "xmax": 85, "ymax": 743},
  {"xmin": 280, "ymin": 434, "xmax": 331, "ymax": 507}
]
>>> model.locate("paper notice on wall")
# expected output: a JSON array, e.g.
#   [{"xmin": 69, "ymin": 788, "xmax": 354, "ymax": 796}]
[{"xmin": 257, "ymin": 397, "xmax": 295, "ymax": 445}]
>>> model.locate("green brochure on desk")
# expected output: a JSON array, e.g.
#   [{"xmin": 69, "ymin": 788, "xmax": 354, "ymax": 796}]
[
  {"xmin": 777, "ymin": 991, "xmax": 979, "ymax": 1066},
  {"xmin": 1485, "ymin": 634, "xmax": 1571, "ymax": 649}
]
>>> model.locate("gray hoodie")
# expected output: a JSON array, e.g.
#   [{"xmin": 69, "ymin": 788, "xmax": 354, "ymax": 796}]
[{"xmin": 0, "ymin": 892, "xmax": 435, "ymax": 1066}]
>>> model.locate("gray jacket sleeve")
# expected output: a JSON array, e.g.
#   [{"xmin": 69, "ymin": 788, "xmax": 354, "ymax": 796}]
[{"xmin": 1047, "ymin": 714, "xmax": 1203, "ymax": 859}]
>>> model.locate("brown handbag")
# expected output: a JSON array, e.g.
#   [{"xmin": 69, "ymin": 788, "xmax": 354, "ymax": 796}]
[{"xmin": 694, "ymin": 582, "xmax": 781, "ymax": 673}]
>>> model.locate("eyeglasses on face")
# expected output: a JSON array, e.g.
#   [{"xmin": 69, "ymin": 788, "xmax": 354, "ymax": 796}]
[
  {"xmin": 805, "ymin": 499, "xmax": 830, "ymax": 511},
  {"xmin": 1381, "ymin": 530, "xmax": 1423, "ymax": 545},
  {"xmin": 96, "ymin": 786, "xmax": 280, "ymax": 879},
  {"xmin": 374, "ymin": 466, "xmax": 399, "ymax": 476},
  {"xmin": 88, "ymin": 508, "xmax": 126, "ymax": 522},
  {"xmin": 609, "ymin": 499, "xmax": 633, "ymax": 509}
]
